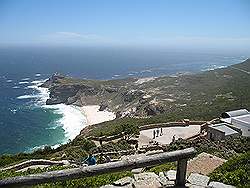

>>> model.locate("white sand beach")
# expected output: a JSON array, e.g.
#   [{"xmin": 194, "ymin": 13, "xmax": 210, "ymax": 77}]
[{"xmin": 79, "ymin": 105, "xmax": 116, "ymax": 126}]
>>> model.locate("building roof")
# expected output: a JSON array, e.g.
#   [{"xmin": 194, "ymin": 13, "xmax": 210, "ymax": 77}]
[
  {"xmin": 209, "ymin": 123, "xmax": 239, "ymax": 136},
  {"xmin": 233, "ymin": 114, "xmax": 250, "ymax": 124},
  {"xmin": 221, "ymin": 109, "xmax": 249, "ymax": 118}
]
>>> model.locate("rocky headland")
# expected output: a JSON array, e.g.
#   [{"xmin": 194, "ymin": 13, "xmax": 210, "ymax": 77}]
[{"xmin": 41, "ymin": 58, "xmax": 250, "ymax": 120}]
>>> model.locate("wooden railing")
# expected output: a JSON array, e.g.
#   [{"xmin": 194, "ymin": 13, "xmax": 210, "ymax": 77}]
[
  {"xmin": 0, "ymin": 160, "xmax": 67, "ymax": 172},
  {"xmin": 0, "ymin": 148, "xmax": 196, "ymax": 187}
]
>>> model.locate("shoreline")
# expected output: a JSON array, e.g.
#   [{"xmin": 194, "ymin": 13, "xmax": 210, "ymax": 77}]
[{"xmin": 76, "ymin": 105, "xmax": 116, "ymax": 126}]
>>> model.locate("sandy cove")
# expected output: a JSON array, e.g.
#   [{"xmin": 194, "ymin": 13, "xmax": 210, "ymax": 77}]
[{"xmin": 78, "ymin": 105, "xmax": 116, "ymax": 126}]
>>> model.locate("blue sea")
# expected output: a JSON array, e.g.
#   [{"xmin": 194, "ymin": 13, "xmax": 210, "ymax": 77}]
[{"xmin": 0, "ymin": 46, "xmax": 248, "ymax": 154}]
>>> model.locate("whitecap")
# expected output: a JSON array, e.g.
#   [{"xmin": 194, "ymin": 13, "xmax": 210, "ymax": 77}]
[
  {"xmin": 31, "ymin": 80, "xmax": 44, "ymax": 84},
  {"xmin": 25, "ymin": 143, "xmax": 62, "ymax": 153},
  {"xmin": 21, "ymin": 78, "xmax": 30, "ymax": 81},
  {"xmin": 26, "ymin": 85, "xmax": 37, "ymax": 89},
  {"xmin": 46, "ymin": 125, "xmax": 60, "ymax": 130},
  {"xmin": 13, "ymin": 86, "xmax": 20, "ymax": 89},
  {"xmin": 19, "ymin": 81, "xmax": 29, "ymax": 84},
  {"xmin": 141, "ymin": 69, "xmax": 152, "ymax": 73},
  {"xmin": 202, "ymin": 65, "xmax": 227, "ymax": 71},
  {"xmin": 6, "ymin": 80, "xmax": 12, "ymax": 83},
  {"xmin": 17, "ymin": 95, "xmax": 39, "ymax": 99},
  {"xmin": 35, "ymin": 73, "xmax": 41, "ymax": 77},
  {"xmin": 10, "ymin": 109, "xmax": 17, "ymax": 114}
]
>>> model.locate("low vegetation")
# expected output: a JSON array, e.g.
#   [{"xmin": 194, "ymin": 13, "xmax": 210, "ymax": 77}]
[
  {"xmin": 165, "ymin": 136, "xmax": 249, "ymax": 159},
  {"xmin": 0, "ymin": 165, "xmax": 133, "ymax": 188},
  {"xmin": 209, "ymin": 152, "xmax": 250, "ymax": 188}
]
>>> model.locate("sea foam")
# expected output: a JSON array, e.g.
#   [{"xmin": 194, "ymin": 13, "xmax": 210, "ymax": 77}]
[
  {"xmin": 19, "ymin": 81, "xmax": 29, "ymax": 84},
  {"xmin": 27, "ymin": 79, "xmax": 87, "ymax": 141},
  {"xmin": 45, "ymin": 104, "xmax": 87, "ymax": 140},
  {"xmin": 17, "ymin": 95, "xmax": 39, "ymax": 99}
]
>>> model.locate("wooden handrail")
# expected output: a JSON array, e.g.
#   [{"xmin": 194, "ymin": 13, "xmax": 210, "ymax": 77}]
[
  {"xmin": 0, "ymin": 160, "xmax": 66, "ymax": 172},
  {"xmin": 0, "ymin": 148, "xmax": 196, "ymax": 187}
]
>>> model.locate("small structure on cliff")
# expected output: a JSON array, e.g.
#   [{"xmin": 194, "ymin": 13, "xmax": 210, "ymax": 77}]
[
  {"xmin": 207, "ymin": 123, "xmax": 240, "ymax": 141},
  {"xmin": 221, "ymin": 109, "xmax": 250, "ymax": 137}
]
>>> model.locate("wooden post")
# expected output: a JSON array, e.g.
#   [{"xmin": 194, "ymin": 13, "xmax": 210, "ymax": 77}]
[
  {"xmin": 176, "ymin": 158, "xmax": 188, "ymax": 186},
  {"xmin": 0, "ymin": 148, "xmax": 195, "ymax": 187}
]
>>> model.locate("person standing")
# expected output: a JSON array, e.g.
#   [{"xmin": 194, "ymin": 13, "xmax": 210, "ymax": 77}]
[
  {"xmin": 160, "ymin": 127, "xmax": 163, "ymax": 136},
  {"xmin": 153, "ymin": 130, "xmax": 156, "ymax": 139},
  {"xmin": 172, "ymin": 135, "xmax": 176, "ymax": 143},
  {"xmin": 135, "ymin": 142, "xmax": 139, "ymax": 150},
  {"xmin": 156, "ymin": 129, "xmax": 160, "ymax": 137}
]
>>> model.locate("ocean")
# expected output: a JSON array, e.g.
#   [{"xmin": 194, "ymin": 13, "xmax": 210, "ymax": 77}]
[{"xmin": 0, "ymin": 46, "xmax": 248, "ymax": 154}]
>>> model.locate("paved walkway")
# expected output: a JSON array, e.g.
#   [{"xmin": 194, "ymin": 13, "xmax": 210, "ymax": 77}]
[
  {"xmin": 187, "ymin": 152, "xmax": 226, "ymax": 175},
  {"xmin": 139, "ymin": 125, "xmax": 201, "ymax": 146}
]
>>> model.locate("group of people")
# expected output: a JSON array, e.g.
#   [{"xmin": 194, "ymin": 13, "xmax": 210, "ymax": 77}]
[
  {"xmin": 152, "ymin": 127, "xmax": 177, "ymax": 143},
  {"xmin": 153, "ymin": 127, "xmax": 163, "ymax": 139}
]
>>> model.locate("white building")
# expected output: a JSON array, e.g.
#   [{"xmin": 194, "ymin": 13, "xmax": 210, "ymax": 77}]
[
  {"xmin": 221, "ymin": 109, "xmax": 250, "ymax": 137},
  {"xmin": 207, "ymin": 123, "xmax": 240, "ymax": 141}
]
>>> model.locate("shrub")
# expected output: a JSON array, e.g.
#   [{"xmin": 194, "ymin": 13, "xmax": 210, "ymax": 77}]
[{"xmin": 209, "ymin": 152, "xmax": 250, "ymax": 187}]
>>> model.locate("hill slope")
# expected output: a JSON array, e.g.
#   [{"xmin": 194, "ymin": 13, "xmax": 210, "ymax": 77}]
[{"xmin": 43, "ymin": 59, "xmax": 250, "ymax": 118}]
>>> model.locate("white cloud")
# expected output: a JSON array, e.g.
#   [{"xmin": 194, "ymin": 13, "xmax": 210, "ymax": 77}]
[
  {"xmin": 54, "ymin": 32, "xmax": 101, "ymax": 39},
  {"xmin": 55, "ymin": 32, "xmax": 83, "ymax": 38},
  {"xmin": 40, "ymin": 32, "xmax": 104, "ymax": 43}
]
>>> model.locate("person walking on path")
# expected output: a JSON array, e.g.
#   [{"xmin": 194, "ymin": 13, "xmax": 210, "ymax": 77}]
[
  {"xmin": 153, "ymin": 130, "xmax": 156, "ymax": 139},
  {"xmin": 160, "ymin": 127, "xmax": 163, "ymax": 136}
]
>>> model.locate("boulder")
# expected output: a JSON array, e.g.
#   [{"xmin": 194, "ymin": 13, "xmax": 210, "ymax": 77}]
[
  {"xmin": 134, "ymin": 172, "xmax": 159, "ymax": 181},
  {"xmin": 133, "ymin": 172, "xmax": 161, "ymax": 188},
  {"xmin": 158, "ymin": 172, "xmax": 172, "ymax": 187},
  {"xmin": 113, "ymin": 177, "xmax": 134, "ymax": 186},
  {"xmin": 164, "ymin": 170, "xmax": 177, "ymax": 181},
  {"xmin": 187, "ymin": 173, "xmax": 210, "ymax": 187},
  {"xmin": 208, "ymin": 181, "xmax": 236, "ymax": 188},
  {"xmin": 116, "ymin": 111, "xmax": 123, "ymax": 118},
  {"xmin": 99, "ymin": 104, "xmax": 108, "ymax": 111},
  {"xmin": 131, "ymin": 168, "xmax": 144, "ymax": 174}
]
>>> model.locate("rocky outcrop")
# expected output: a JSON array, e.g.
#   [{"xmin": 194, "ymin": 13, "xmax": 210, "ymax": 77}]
[
  {"xmin": 99, "ymin": 104, "xmax": 108, "ymax": 111},
  {"xmin": 44, "ymin": 78, "xmax": 100, "ymax": 105},
  {"xmin": 123, "ymin": 90, "xmax": 144, "ymax": 103},
  {"xmin": 40, "ymin": 73, "xmax": 65, "ymax": 88},
  {"xmin": 104, "ymin": 87, "xmax": 118, "ymax": 93},
  {"xmin": 101, "ymin": 171, "xmax": 236, "ymax": 188},
  {"xmin": 46, "ymin": 84, "xmax": 83, "ymax": 105},
  {"xmin": 144, "ymin": 104, "xmax": 165, "ymax": 116}
]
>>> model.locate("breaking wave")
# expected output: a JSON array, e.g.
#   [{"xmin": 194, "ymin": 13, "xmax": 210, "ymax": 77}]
[{"xmin": 25, "ymin": 79, "xmax": 87, "ymax": 143}]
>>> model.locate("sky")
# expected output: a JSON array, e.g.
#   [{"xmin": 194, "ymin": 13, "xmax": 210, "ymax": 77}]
[{"xmin": 0, "ymin": 0, "xmax": 250, "ymax": 50}]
